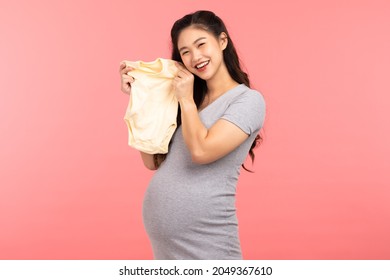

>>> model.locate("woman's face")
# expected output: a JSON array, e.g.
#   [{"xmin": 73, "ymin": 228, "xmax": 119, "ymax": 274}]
[{"xmin": 177, "ymin": 26, "xmax": 227, "ymax": 81}]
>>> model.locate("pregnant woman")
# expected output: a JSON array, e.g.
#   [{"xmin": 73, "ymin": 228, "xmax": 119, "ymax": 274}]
[{"xmin": 119, "ymin": 10, "xmax": 266, "ymax": 259}]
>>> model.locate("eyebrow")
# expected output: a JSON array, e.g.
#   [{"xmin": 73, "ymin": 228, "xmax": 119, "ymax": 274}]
[{"xmin": 178, "ymin": 37, "xmax": 207, "ymax": 53}]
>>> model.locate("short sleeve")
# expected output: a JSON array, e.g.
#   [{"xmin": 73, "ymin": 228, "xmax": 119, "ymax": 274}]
[{"xmin": 220, "ymin": 89, "xmax": 266, "ymax": 135}]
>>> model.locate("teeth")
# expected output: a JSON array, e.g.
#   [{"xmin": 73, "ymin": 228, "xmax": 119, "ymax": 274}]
[{"xmin": 196, "ymin": 61, "xmax": 209, "ymax": 69}]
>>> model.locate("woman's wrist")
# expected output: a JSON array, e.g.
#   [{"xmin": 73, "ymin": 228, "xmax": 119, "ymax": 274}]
[{"xmin": 178, "ymin": 97, "xmax": 196, "ymax": 112}]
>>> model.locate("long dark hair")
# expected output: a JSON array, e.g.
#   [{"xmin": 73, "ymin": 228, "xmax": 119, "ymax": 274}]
[{"xmin": 154, "ymin": 10, "xmax": 262, "ymax": 171}]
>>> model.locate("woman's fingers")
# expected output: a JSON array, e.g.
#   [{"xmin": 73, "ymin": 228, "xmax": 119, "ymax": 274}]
[
  {"xmin": 119, "ymin": 63, "xmax": 135, "ymax": 84},
  {"xmin": 174, "ymin": 61, "xmax": 185, "ymax": 69},
  {"xmin": 174, "ymin": 61, "xmax": 190, "ymax": 75},
  {"xmin": 120, "ymin": 66, "xmax": 134, "ymax": 75},
  {"xmin": 122, "ymin": 74, "xmax": 135, "ymax": 83},
  {"xmin": 119, "ymin": 62, "xmax": 135, "ymax": 94}
]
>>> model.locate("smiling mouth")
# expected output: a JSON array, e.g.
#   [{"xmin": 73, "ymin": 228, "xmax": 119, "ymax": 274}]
[{"xmin": 195, "ymin": 60, "xmax": 210, "ymax": 69}]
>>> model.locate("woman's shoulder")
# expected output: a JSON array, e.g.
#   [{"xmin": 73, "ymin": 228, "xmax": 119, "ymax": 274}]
[
  {"xmin": 230, "ymin": 84, "xmax": 265, "ymax": 109},
  {"xmin": 221, "ymin": 84, "xmax": 266, "ymax": 134}
]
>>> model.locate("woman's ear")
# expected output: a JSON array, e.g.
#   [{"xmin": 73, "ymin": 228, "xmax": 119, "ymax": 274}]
[{"xmin": 219, "ymin": 32, "xmax": 228, "ymax": 50}]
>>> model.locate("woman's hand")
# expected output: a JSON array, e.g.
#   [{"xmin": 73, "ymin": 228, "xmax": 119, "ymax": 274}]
[
  {"xmin": 172, "ymin": 62, "xmax": 194, "ymax": 102},
  {"xmin": 119, "ymin": 61, "xmax": 135, "ymax": 95}
]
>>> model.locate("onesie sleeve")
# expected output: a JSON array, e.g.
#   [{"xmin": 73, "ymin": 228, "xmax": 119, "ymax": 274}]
[{"xmin": 220, "ymin": 89, "xmax": 266, "ymax": 135}]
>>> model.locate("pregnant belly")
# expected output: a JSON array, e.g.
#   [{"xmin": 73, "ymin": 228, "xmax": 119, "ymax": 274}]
[{"xmin": 142, "ymin": 174, "xmax": 233, "ymax": 240}]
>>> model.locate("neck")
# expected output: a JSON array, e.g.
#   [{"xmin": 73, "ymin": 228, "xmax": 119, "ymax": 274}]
[{"xmin": 206, "ymin": 63, "xmax": 239, "ymax": 99}]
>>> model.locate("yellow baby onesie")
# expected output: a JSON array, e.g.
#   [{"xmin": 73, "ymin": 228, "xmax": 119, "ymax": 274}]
[{"xmin": 123, "ymin": 58, "xmax": 179, "ymax": 154}]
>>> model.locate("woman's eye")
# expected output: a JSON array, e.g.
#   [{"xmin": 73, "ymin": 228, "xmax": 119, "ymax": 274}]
[
  {"xmin": 181, "ymin": 51, "xmax": 189, "ymax": 55},
  {"xmin": 198, "ymin": 43, "xmax": 205, "ymax": 47}
]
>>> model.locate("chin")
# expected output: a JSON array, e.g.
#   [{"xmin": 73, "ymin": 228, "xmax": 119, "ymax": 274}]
[{"xmin": 199, "ymin": 73, "xmax": 214, "ymax": 81}]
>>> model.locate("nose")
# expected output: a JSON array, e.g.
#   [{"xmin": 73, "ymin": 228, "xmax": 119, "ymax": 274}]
[{"xmin": 191, "ymin": 49, "xmax": 202, "ymax": 64}]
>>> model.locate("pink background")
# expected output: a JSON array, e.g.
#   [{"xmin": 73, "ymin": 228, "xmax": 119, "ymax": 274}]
[{"xmin": 1, "ymin": 0, "xmax": 389, "ymax": 259}]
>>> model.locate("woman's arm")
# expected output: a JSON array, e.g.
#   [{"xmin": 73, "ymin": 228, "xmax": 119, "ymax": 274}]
[
  {"xmin": 140, "ymin": 152, "xmax": 157, "ymax": 170},
  {"xmin": 173, "ymin": 63, "xmax": 249, "ymax": 164},
  {"xmin": 179, "ymin": 98, "xmax": 248, "ymax": 164}
]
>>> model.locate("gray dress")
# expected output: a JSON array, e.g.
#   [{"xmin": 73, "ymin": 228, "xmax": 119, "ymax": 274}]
[{"xmin": 142, "ymin": 84, "xmax": 266, "ymax": 259}]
